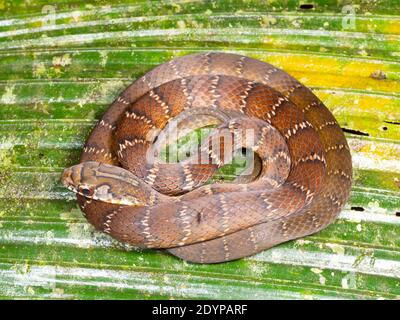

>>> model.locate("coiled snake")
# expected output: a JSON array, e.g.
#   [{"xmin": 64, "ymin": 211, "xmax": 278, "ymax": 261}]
[{"xmin": 62, "ymin": 52, "xmax": 352, "ymax": 263}]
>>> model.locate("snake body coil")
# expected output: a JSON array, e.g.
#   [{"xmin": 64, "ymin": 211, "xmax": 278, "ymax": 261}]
[{"xmin": 62, "ymin": 52, "xmax": 352, "ymax": 263}]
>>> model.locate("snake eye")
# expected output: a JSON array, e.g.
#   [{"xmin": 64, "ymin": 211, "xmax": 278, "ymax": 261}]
[{"xmin": 79, "ymin": 186, "xmax": 93, "ymax": 197}]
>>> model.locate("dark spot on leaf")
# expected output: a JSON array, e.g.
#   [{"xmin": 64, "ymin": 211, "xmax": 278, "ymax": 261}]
[
  {"xmin": 382, "ymin": 126, "xmax": 388, "ymax": 131},
  {"xmin": 351, "ymin": 206, "xmax": 365, "ymax": 212},
  {"xmin": 396, "ymin": 212, "xmax": 400, "ymax": 217}
]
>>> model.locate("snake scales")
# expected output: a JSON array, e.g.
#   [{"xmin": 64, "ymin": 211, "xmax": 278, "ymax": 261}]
[{"xmin": 62, "ymin": 52, "xmax": 352, "ymax": 263}]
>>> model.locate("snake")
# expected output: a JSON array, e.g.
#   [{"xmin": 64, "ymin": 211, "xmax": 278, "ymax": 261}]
[{"xmin": 61, "ymin": 52, "xmax": 352, "ymax": 263}]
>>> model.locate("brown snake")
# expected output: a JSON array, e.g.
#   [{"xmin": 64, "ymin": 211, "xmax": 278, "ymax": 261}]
[{"xmin": 61, "ymin": 52, "xmax": 352, "ymax": 263}]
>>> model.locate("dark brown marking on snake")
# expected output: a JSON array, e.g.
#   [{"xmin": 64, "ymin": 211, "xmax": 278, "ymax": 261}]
[{"xmin": 197, "ymin": 211, "xmax": 203, "ymax": 224}]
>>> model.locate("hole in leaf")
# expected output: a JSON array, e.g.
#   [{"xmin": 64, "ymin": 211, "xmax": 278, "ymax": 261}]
[
  {"xmin": 396, "ymin": 212, "xmax": 400, "ymax": 217},
  {"xmin": 382, "ymin": 126, "xmax": 388, "ymax": 131},
  {"xmin": 351, "ymin": 206, "xmax": 365, "ymax": 212},
  {"xmin": 342, "ymin": 128, "xmax": 369, "ymax": 136},
  {"xmin": 299, "ymin": 4, "xmax": 314, "ymax": 9},
  {"xmin": 384, "ymin": 120, "xmax": 400, "ymax": 125}
]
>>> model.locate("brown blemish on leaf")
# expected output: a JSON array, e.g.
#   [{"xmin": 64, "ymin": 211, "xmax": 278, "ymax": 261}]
[{"xmin": 370, "ymin": 70, "xmax": 387, "ymax": 80}]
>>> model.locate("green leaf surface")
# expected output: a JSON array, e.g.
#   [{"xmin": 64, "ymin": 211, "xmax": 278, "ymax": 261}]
[{"xmin": 0, "ymin": 0, "xmax": 399, "ymax": 300}]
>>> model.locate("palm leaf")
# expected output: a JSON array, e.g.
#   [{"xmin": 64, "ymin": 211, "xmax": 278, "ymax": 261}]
[{"xmin": 0, "ymin": 0, "xmax": 399, "ymax": 299}]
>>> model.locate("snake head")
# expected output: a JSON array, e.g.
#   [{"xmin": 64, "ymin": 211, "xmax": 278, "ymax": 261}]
[
  {"xmin": 61, "ymin": 161, "xmax": 152, "ymax": 206},
  {"xmin": 61, "ymin": 164, "xmax": 96, "ymax": 198}
]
